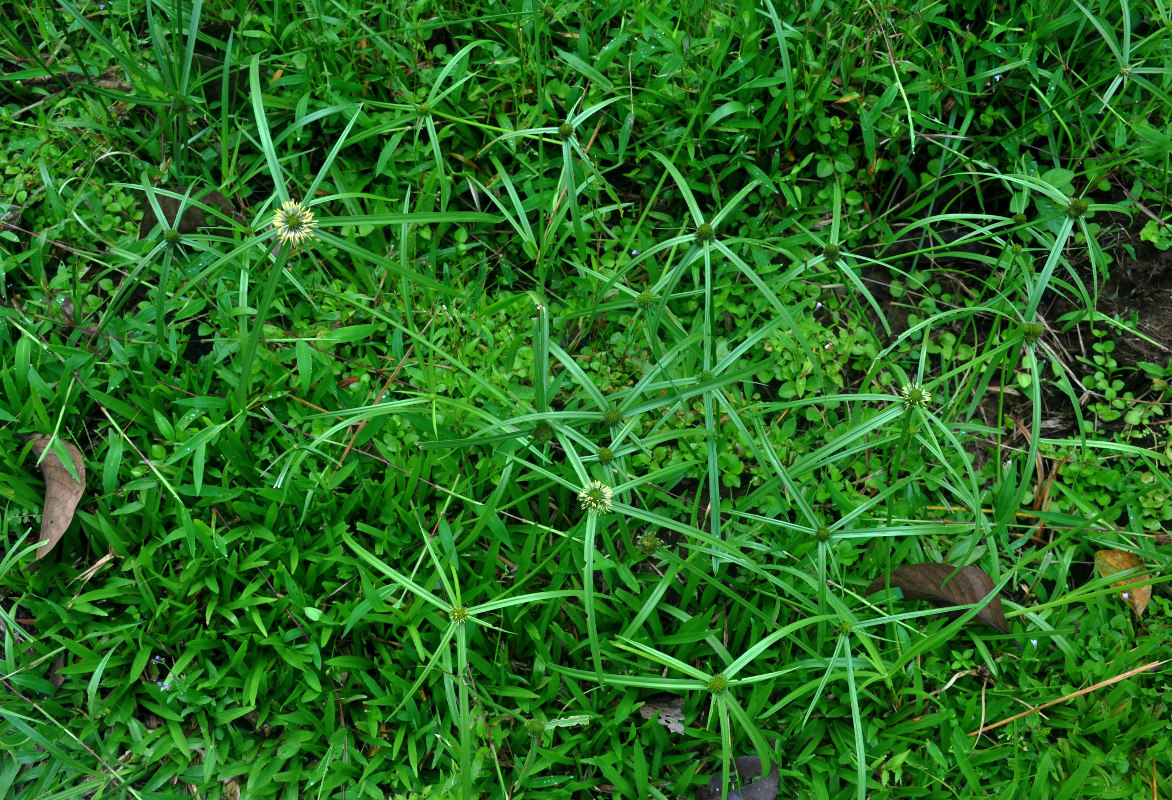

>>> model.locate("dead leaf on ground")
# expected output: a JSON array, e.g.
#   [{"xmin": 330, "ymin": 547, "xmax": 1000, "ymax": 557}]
[
  {"xmin": 1095, "ymin": 549, "xmax": 1152, "ymax": 617},
  {"xmin": 867, "ymin": 563, "xmax": 1009, "ymax": 634},
  {"xmin": 20, "ymin": 435, "xmax": 86, "ymax": 561},
  {"xmin": 696, "ymin": 756, "xmax": 780, "ymax": 800},
  {"xmin": 638, "ymin": 694, "xmax": 685, "ymax": 734},
  {"xmin": 138, "ymin": 187, "xmax": 238, "ymax": 239}
]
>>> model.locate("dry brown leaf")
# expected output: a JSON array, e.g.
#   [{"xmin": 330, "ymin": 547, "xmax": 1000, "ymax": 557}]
[
  {"xmin": 866, "ymin": 563, "xmax": 1009, "ymax": 634},
  {"xmin": 1095, "ymin": 549, "xmax": 1151, "ymax": 617},
  {"xmin": 23, "ymin": 435, "xmax": 86, "ymax": 561},
  {"xmin": 138, "ymin": 188, "xmax": 237, "ymax": 238},
  {"xmin": 696, "ymin": 756, "xmax": 780, "ymax": 800},
  {"xmin": 638, "ymin": 694, "xmax": 685, "ymax": 734}
]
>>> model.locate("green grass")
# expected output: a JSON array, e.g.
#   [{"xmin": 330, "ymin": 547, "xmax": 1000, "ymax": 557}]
[{"xmin": 2, "ymin": 0, "xmax": 1172, "ymax": 798}]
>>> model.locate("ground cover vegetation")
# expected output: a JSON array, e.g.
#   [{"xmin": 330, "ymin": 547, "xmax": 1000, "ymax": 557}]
[{"xmin": 2, "ymin": 0, "xmax": 1172, "ymax": 797}]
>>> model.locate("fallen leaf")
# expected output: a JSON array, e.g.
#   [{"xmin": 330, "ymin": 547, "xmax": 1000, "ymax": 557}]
[
  {"xmin": 696, "ymin": 756, "xmax": 779, "ymax": 800},
  {"xmin": 22, "ymin": 435, "xmax": 86, "ymax": 561},
  {"xmin": 639, "ymin": 694, "xmax": 685, "ymax": 734},
  {"xmin": 138, "ymin": 188, "xmax": 237, "ymax": 239},
  {"xmin": 48, "ymin": 653, "xmax": 67, "ymax": 690},
  {"xmin": 866, "ymin": 563, "xmax": 1008, "ymax": 633},
  {"xmin": 1095, "ymin": 549, "xmax": 1151, "ymax": 617}
]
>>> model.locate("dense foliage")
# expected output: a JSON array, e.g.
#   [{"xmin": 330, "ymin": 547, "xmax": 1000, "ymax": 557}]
[{"xmin": 2, "ymin": 0, "xmax": 1171, "ymax": 798}]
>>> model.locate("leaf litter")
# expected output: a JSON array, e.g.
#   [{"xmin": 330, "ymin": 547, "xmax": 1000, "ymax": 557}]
[
  {"xmin": 866, "ymin": 562, "xmax": 1008, "ymax": 633},
  {"xmin": 638, "ymin": 694, "xmax": 685, "ymax": 734},
  {"xmin": 1094, "ymin": 549, "xmax": 1152, "ymax": 617},
  {"xmin": 19, "ymin": 434, "xmax": 86, "ymax": 561}
]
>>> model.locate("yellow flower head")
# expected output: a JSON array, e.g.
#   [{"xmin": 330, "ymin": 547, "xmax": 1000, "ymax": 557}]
[
  {"xmin": 578, "ymin": 481, "xmax": 614, "ymax": 514},
  {"xmin": 272, "ymin": 199, "xmax": 317, "ymax": 247},
  {"xmin": 901, "ymin": 383, "xmax": 931, "ymax": 408}
]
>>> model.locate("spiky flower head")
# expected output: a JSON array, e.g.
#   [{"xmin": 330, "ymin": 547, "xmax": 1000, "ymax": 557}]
[
  {"xmin": 1012, "ymin": 213, "xmax": 1028, "ymax": 225},
  {"xmin": 698, "ymin": 370, "xmax": 713, "ymax": 383},
  {"xmin": 1021, "ymin": 322, "xmax": 1044, "ymax": 344},
  {"xmin": 578, "ymin": 481, "xmax": 614, "ymax": 514},
  {"xmin": 557, "ymin": 122, "xmax": 575, "ymax": 141},
  {"xmin": 525, "ymin": 718, "xmax": 546, "ymax": 737},
  {"xmin": 706, "ymin": 674, "xmax": 728, "ymax": 694},
  {"xmin": 272, "ymin": 199, "xmax": 318, "ymax": 247},
  {"xmin": 636, "ymin": 290, "xmax": 655, "ymax": 310},
  {"xmin": 448, "ymin": 606, "xmax": 470, "ymax": 624},
  {"xmin": 821, "ymin": 243, "xmax": 840, "ymax": 261},
  {"xmin": 596, "ymin": 446, "xmax": 615, "ymax": 466},
  {"xmin": 163, "ymin": 228, "xmax": 182, "ymax": 246},
  {"xmin": 816, "ymin": 526, "xmax": 832, "ymax": 542},
  {"xmin": 839, "ymin": 621, "xmax": 853, "ymax": 635},
  {"xmin": 636, "ymin": 530, "xmax": 661, "ymax": 555},
  {"xmin": 694, "ymin": 222, "xmax": 715, "ymax": 243},
  {"xmin": 533, "ymin": 421, "xmax": 553, "ymax": 443},
  {"xmin": 1066, "ymin": 197, "xmax": 1089, "ymax": 219},
  {"xmin": 901, "ymin": 383, "xmax": 931, "ymax": 408},
  {"xmin": 602, "ymin": 407, "xmax": 624, "ymax": 426}
]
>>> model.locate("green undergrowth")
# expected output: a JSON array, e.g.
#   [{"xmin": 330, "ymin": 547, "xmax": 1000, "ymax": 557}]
[{"xmin": 2, "ymin": 0, "xmax": 1172, "ymax": 798}]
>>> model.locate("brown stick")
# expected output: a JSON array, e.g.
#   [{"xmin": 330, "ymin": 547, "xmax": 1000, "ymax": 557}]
[{"xmin": 969, "ymin": 659, "xmax": 1167, "ymax": 737}]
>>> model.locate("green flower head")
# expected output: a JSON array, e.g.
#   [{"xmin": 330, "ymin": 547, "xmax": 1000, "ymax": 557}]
[
  {"xmin": 1066, "ymin": 197, "xmax": 1090, "ymax": 219},
  {"xmin": 1021, "ymin": 322, "xmax": 1044, "ymax": 344},
  {"xmin": 636, "ymin": 530, "xmax": 661, "ymax": 555},
  {"xmin": 533, "ymin": 421, "xmax": 554, "ymax": 443}
]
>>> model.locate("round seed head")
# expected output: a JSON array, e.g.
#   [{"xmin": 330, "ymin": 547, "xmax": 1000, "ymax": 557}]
[
  {"xmin": 1067, "ymin": 197, "xmax": 1089, "ymax": 219},
  {"xmin": 1021, "ymin": 322, "xmax": 1044, "ymax": 343},
  {"xmin": 636, "ymin": 531, "xmax": 661, "ymax": 555}
]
